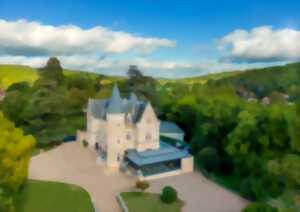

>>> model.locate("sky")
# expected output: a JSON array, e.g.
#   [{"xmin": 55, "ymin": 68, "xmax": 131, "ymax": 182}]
[{"xmin": 0, "ymin": 0, "xmax": 299, "ymax": 78}]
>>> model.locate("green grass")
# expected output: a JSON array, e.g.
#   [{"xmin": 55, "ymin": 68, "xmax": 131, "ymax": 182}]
[
  {"xmin": 15, "ymin": 180, "xmax": 94, "ymax": 212},
  {"xmin": 0, "ymin": 64, "xmax": 125, "ymax": 90},
  {"xmin": 121, "ymin": 192, "xmax": 184, "ymax": 212},
  {"xmin": 159, "ymin": 71, "xmax": 241, "ymax": 85},
  {"xmin": 0, "ymin": 65, "xmax": 38, "ymax": 89}
]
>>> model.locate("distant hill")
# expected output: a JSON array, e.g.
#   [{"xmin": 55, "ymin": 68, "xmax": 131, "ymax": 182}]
[
  {"xmin": 0, "ymin": 65, "xmax": 38, "ymax": 89},
  {"xmin": 211, "ymin": 62, "xmax": 300, "ymax": 98},
  {"xmin": 160, "ymin": 71, "xmax": 241, "ymax": 84},
  {"xmin": 1, "ymin": 62, "xmax": 299, "ymax": 94},
  {"xmin": 0, "ymin": 64, "xmax": 125, "ymax": 90}
]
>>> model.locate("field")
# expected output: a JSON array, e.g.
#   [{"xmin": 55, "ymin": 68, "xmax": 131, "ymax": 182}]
[
  {"xmin": 121, "ymin": 192, "xmax": 184, "ymax": 212},
  {"xmin": 0, "ymin": 65, "xmax": 38, "ymax": 89},
  {"xmin": 15, "ymin": 180, "xmax": 94, "ymax": 212},
  {"xmin": 0, "ymin": 64, "xmax": 125, "ymax": 90}
]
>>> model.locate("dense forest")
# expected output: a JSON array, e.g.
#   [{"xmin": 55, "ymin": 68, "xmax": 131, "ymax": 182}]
[{"xmin": 0, "ymin": 58, "xmax": 299, "ymax": 211}]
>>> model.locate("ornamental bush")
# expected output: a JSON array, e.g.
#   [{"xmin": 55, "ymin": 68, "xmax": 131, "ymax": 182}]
[
  {"xmin": 197, "ymin": 147, "xmax": 220, "ymax": 172},
  {"xmin": 160, "ymin": 186, "xmax": 177, "ymax": 204},
  {"xmin": 82, "ymin": 140, "xmax": 88, "ymax": 148},
  {"xmin": 135, "ymin": 180, "xmax": 150, "ymax": 192}
]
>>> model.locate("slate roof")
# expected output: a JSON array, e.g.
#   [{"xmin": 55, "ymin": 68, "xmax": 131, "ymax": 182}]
[
  {"xmin": 126, "ymin": 141, "xmax": 190, "ymax": 166},
  {"xmin": 160, "ymin": 121, "xmax": 184, "ymax": 134},
  {"xmin": 107, "ymin": 84, "xmax": 124, "ymax": 113},
  {"xmin": 87, "ymin": 84, "xmax": 148, "ymax": 122}
]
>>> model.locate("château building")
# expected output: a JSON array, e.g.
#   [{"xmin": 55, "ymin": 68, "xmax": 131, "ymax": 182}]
[{"xmin": 78, "ymin": 85, "xmax": 193, "ymax": 179}]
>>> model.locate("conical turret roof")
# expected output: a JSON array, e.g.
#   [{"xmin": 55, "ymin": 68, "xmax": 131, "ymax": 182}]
[{"xmin": 107, "ymin": 84, "xmax": 124, "ymax": 113}]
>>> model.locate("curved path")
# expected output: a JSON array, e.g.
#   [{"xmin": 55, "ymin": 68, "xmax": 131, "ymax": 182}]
[{"xmin": 29, "ymin": 142, "xmax": 249, "ymax": 212}]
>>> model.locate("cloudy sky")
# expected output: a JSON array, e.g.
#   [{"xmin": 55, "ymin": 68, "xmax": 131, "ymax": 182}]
[{"xmin": 0, "ymin": 0, "xmax": 299, "ymax": 78}]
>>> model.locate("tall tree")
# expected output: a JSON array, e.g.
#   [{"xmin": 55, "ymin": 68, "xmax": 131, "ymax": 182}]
[
  {"xmin": 127, "ymin": 65, "xmax": 143, "ymax": 79},
  {"xmin": 39, "ymin": 57, "xmax": 64, "ymax": 83}
]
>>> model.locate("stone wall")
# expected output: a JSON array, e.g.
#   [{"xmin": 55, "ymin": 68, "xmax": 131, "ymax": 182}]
[{"xmin": 181, "ymin": 156, "xmax": 194, "ymax": 173}]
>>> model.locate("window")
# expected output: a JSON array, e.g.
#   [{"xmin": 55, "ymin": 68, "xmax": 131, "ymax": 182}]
[
  {"xmin": 126, "ymin": 133, "xmax": 131, "ymax": 140},
  {"xmin": 117, "ymin": 139, "xmax": 120, "ymax": 144},
  {"xmin": 146, "ymin": 133, "xmax": 152, "ymax": 140},
  {"xmin": 146, "ymin": 118, "xmax": 151, "ymax": 124}
]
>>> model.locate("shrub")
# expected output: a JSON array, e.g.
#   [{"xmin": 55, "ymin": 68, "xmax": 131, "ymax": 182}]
[
  {"xmin": 242, "ymin": 202, "xmax": 277, "ymax": 212},
  {"xmin": 82, "ymin": 140, "xmax": 88, "ymax": 148},
  {"xmin": 160, "ymin": 186, "xmax": 177, "ymax": 204},
  {"xmin": 219, "ymin": 157, "xmax": 234, "ymax": 175},
  {"xmin": 135, "ymin": 181, "xmax": 149, "ymax": 192},
  {"xmin": 197, "ymin": 147, "xmax": 220, "ymax": 172}
]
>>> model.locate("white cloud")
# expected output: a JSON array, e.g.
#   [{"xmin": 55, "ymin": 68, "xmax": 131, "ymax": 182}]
[
  {"xmin": 0, "ymin": 19, "xmax": 175, "ymax": 56},
  {"xmin": 219, "ymin": 26, "xmax": 300, "ymax": 62}
]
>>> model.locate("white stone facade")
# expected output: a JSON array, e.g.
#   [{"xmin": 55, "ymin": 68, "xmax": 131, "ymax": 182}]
[
  {"xmin": 78, "ymin": 85, "xmax": 194, "ymax": 178},
  {"xmin": 81, "ymin": 85, "xmax": 160, "ymax": 168}
]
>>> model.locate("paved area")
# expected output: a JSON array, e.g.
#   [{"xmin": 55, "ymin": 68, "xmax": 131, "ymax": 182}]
[
  {"xmin": 29, "ymin": 142, "xmax": 249, "ymax": 212},
  {"xmin": 148, "ymin": 172, "xmax": 249, "ymax": 212},
  {"xmin": 29, "ymin": 142, "xmax": 135, "ymax": 212}
]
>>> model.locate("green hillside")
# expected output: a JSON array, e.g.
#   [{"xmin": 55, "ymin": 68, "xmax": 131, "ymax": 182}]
[
  {"xmin": 211, "ymin": 62, "xmax": 300, "ymax": 98},
  {"xmin": 0, "ymin": 64, "xmax": 125, "ymax": 90},
  {"xmin": 0, "ymin": 63, "xmax": 236, "ymax": 90},
  {"xmin": 160, "ymin": 71, "xmax": 241, "ymax": 84},
  {"xmin": 1, "ymin": 62, "xmax": 299, "ymax": 94},
  {"xmin": 0, "ymin": 65, "xmax": 38, "ymax": 89}
]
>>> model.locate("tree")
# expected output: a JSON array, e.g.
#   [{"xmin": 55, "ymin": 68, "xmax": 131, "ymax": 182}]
[
  {"xmin": 135, "ymin": 181, "xmax": 150, "ymax": 192},
  {"xmin": 242, "ymin": 203, "xmax": 277, "ymax": 212},
  {"xmin": 127, "ymin": 65, "xmax": 143, "ymax": 79},
  {"xmin": 160, "ymin": 186, "xmax": 178, "ymax": 204},
  {"xmin": 291, "ymin": 101, "xmax": 300, "ymax": 152},
  {"xmin": 0, "ymin": 112, "xmax": 36, "ymax": 211},
  {"xmin": 124, "ymin": 65, "xmax": 158, "ymax": 111},
  {"xmin": 197, "ymin": 147, "xmax": 220, "ymax": 172},
  {"xmin": 226, "ymin": 110, "xmax": 257, "ymax": 157},
  {"xmin": 1, "ymin": 58, "xmax": 96, "ymax": 147},
  {"xmin": 268, "ymin": 154, "xmax": 300, "ymax": 187},
  {"xmin": 39, "ymin": 57, "xmax": 64, "ymax": 83}
]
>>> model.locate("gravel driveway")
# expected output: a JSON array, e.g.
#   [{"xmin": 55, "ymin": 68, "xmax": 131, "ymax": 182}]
[
  {"xmin": 29, "ymin": 142, "xmax": 135, "ymax": 212},
  {"xmin": 29, "ymin": 142, "xmax": 248, "ymax": 212},
  {"xmin": 149, "ymin": 172, "xmax": 249, "ymax": 212}
]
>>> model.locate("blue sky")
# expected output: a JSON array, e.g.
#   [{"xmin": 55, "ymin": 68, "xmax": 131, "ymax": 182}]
[{"xmin": 0, "ymin": 0, "xmax": 299, "ymax": 77}]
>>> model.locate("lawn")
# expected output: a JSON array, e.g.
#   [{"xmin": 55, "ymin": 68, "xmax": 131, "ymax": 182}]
[
  {"xmin": 121, "ymin": 192, "xmax": 184, "ymax": 212},
  {"xmin": 15, "ymin": 180, "xmax": 94, "ymax": 212}
]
